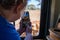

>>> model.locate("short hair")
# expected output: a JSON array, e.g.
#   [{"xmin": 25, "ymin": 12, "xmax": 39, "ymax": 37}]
[{"xmin": 0, "ymin": 0, "xmax": 26, "ymax": 10}]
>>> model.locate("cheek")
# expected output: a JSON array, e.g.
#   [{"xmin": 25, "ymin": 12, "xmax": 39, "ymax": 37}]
[
  {"xmin": 14, "ymin": 11, "xmax": 20, "ymax": 20},
  {"xmin": 16, "ymin": 10, "xmax": 24, "ymax": 19},
  {"xmin": 17, "ymin": 11, "xmax": 20, "ymax": 18},
  {"xmin": 16, "ymin": 7, "xmax": 25, "ymax": 19},
  {"xmin": 20, "ymin": 10, "xmax": 25, "ymax": 18}
]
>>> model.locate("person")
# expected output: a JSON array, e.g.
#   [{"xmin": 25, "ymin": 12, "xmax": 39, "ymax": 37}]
[{"xmin": 0, "ymin": 0, "xmax": 33, "ymax": 40}]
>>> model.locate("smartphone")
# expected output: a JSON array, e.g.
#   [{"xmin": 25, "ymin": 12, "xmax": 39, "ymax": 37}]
[{"xmin": 20, "ymin": 11, "xmax": 31, "ymax": 28}]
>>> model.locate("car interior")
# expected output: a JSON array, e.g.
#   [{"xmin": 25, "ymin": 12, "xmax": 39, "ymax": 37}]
[{"xmin": 11, "ymin": 0, "xmax": 60, "ymax": 40}]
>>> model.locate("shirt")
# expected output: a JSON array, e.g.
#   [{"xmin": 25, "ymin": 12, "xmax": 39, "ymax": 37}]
[{"xmin": 0, "ymin": 16, "xmax": 21, "ymax": 40}]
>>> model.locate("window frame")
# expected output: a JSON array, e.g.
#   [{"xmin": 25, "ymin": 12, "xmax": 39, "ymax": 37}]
[
  {"xmin": 33, "ymin": 0, "xmax": 52, "ymax": 39},
  {"xmin": 13, "ymin": 0, "xmax": 52, "ymax": 39}
]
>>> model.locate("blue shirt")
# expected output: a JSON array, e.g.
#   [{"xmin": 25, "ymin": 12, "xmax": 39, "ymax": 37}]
[{"xmin": 0, "ymin": 16, "xmax": 21, "ymax": 40}]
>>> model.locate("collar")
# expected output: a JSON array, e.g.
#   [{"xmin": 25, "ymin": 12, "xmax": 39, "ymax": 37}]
[
  {"xmin": 0, "ymin": 16, "xmax": 13, "ymax": 25},
  {"xmin": 0, "ymin": 16, "xmax": 15, "ymax": 29}
]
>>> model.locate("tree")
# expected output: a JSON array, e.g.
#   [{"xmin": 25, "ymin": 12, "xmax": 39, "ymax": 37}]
[
  {"xmin": 26, "ymin": 4, "xmax": 36, "ymax": 10},
  {"xmin": 36, "ymin": 0, "xmax": 40, "ymax": 5},
  {"xmin": 36, "ymin": 0, "xmax": 40, "ymax": 2}
]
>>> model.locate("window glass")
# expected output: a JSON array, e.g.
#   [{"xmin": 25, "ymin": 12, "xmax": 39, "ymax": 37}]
[{"xmin": 15, "ymin": 0, "xmax": 41, "ymax": 37}]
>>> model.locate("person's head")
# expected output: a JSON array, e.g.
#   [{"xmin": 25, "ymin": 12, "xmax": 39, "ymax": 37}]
[{"xmin": 0, "ymin": 0, "xmax": 27, "ymax": 22}]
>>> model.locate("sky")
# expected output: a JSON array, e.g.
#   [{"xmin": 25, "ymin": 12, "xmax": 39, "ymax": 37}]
[{"xmin": 27, "ymin": 0, "xmax": 41, "ymax": 8}]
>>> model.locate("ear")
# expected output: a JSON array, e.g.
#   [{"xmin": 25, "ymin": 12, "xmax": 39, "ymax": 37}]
[
  {"xmin": 17, "ymin": 4, "xmax": 24, "ymax": 13},
  {"xmin": 14, "ymin": 4, "xmax": 24, "ymax": 14}
]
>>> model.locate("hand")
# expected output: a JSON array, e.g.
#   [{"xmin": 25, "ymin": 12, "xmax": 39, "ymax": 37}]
[
  {"xmin": 25, "ymin": 25, "xmax": 33, "ymax": 40},
  {"xmin": 26, "ymin": 25, "xmax": 32, "ymax": 34},
  {"xmin": 24, "ymin": 33, "xmax": 33, "ymax": 40},
  {"xmin": 17, "ymin": 21, "xmax": 26, "ymax": 35}
]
